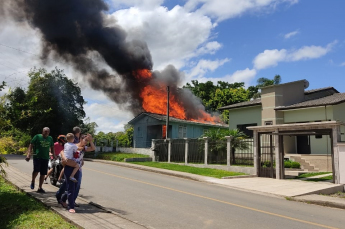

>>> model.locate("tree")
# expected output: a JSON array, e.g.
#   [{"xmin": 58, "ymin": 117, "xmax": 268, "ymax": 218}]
[
  {"xmin": 202, "ymin": 128, "xmax": 249, "ymax": 164},
  {"xmin": 5, "ymin": 68, "xmax": 86, "ymax": 139},
  {"xmin": 251, "ymin": 75, "xmax": 282, "ymax": 99},
  {"xmin": 0, "ymin": 81, "xmax": 6, "ymax": 91},
  {"xmin": 80, "ymin": 117, "xmax": 98, "ymax": 136}
]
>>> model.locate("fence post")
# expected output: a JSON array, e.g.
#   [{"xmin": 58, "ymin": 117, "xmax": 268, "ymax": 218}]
[
  {"xmin": 225, "ymin": 136, "xmax": 233, "ymax": 166},
  {"xmin": 151, "ymin": 139, "xmax": 156, "ymax": 162},
  {"xmin": 203, "ymin": 137, "xmax": 209, "ymax": 165},
  {"xmin": 184, "ymin": 138, "xmax": 189, "ymax": 165},
  {"xmin": 167, "ymin": 138, "xmax": 171, "ymax": 163}
]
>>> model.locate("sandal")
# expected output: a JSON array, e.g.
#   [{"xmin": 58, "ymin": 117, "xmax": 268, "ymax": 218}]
[
  {"xmin": 69, "ymin": 209, "xmax": 76, "ymax": 213},
  {"xmin": 58, "ymin": 200, "xmax": 67, "ymax": 208}
]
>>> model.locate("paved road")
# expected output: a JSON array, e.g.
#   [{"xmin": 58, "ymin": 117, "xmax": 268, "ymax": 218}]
[{"xmin": 5, "ymin": 155, "xmax": 345, "ymax": 229}]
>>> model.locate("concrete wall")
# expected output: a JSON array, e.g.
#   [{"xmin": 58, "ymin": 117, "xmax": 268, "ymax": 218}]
[
  {"xmin": 228, "ymin": 106, "xmax": 262, "ymax": 129},
  {"xmin": 261, "ymin": 80, "xmax": 305, "ymax": 125},
  {"xmin": 283, "ymin": 106, "xmax": 334, "ymax": 123},
  {"xmin": 338, "ymin": 143, "xmax": 345, "ymax": 184},
  {"xmin": 117, "ymin": 147, "xmax": 154, "ymax": 157},
  {"xmin": 310, "ymin": 135, "xmax": 331, "ymax": 155},
  {"xmin": 95, "ymin": 146, "xmax": 114, "ymax": 152},
  {"xmin": 283, "ymin": 136, "xmax": 296, "ymax": 154}
]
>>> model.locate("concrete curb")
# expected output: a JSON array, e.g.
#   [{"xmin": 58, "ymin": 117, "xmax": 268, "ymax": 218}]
[
  {"xmin": 290, "ymin": 194, "xmax": 345, "ymax": 210},
  {"xmin": 291, "ymin": 198, "xmax": 345, "ymax": 210}
]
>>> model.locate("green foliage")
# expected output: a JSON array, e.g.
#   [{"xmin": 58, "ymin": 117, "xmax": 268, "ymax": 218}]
[
  {"xmin": 0, "ymin": 81, "xmax": 5, "ymax": 91},
  {"xmin": 284, "ymin": 160, "xmax": 300, "ymax": 169},
  {"xmin": 290, "ymin": 161, "xmax": 300, "ymax": 168},
  {"xmin": 296, "ymin": 172, "xmax": 331, "ymax": 179},
  {"xmin": 93, "ymin": 152, "xmax": 149, "ymax": 161},
  {"xmin": 5, "ymin": 68, "xmax": 85, "ymax": 139},
  {"xmin": 252, "ymin": 75, "xmax": 282, "ymax": 98},
  {"xmin": 183, "ymin": 80, "xmax": 250, "ymax": 123},
  {"xmin": 94, "ymin": 125, "xmax": 133, "ymax": 147},
  {"xmin": 0, "ymin": 177, "xmax": 76, "ymax": 228},
  {"xmin": 284, "ymin": 160, "xmax": 291, "ymax": 168},
  {"xmin": 0, "ymin": 156, "xmax": 8, "ymax": 177},
  {"xmin": 80, "ymin": 117, "xmax": 98, "ymax": 136}
]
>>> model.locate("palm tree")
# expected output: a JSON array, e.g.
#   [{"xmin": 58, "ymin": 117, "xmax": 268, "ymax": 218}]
[
  {"xmin": 202, "ymin": 129, "xmax": 249, "ymax": 164},
  {"xmin": 252, "ymin": 75, "xmax": 281, "ymax": 99}
]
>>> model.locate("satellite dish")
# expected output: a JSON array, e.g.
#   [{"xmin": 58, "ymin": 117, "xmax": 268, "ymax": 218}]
[{"xmin": 304, "ymin": 80, "xmax": 309, "ymax": 89}]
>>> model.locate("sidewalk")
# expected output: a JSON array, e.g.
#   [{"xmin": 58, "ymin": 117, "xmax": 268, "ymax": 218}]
[
  {"xmin": 3, "ymin": 165, "xmax": 148, "ymax": 229},
  {"xmin": 85, "ymin": 159, "xmax": 345, "ymax": 209}
]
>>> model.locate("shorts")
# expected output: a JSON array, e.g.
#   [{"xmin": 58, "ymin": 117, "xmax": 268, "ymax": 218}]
[{"xmin": 33, "ymin": 158, "xmax": 49, "ymax": 175}]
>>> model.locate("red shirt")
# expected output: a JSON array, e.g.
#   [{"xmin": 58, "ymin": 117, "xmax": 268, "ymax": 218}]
[{"xmin": 54, "ymin": 142, "xmax": 64, "ymax": 156}]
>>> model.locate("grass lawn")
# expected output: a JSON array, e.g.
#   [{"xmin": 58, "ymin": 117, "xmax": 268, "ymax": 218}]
[
  {"xmin": 0, "ymin": 177, "xmax": 76, "ymax": 229},
  {"xmin": 84, "ymin": 152, "xmax": 149, "ymax": 162},
  {"xmin": 295, "ymin": 172, "xmax": 332, "ymax": 179},
  {"xmin": 304, "ymin": 175, "xmax": 333, "ymax": 182},
  {"xmin": 130, "ymin": 162, "xmax": 247, "ymax": 178}
]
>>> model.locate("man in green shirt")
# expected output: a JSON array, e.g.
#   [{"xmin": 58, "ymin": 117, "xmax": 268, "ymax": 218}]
[{"xmin": 26, "ymin": 127, "xmax": 55, "ymax": 193}]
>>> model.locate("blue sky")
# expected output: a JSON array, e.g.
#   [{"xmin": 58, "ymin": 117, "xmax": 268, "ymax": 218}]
[{"xmin": 0, "ymin": 0, "xmax": 344, "ymax": 133}]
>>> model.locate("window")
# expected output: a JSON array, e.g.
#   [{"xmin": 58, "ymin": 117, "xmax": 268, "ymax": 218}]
[
  {"xmin": 178, "ymin": 125, "xmax": 187, "ymax": 138},
  {"xmin": 264, "ymin": 121, "xmax": 273, "ymax": 125},
  {"xmin": 237, "ymin": 123, "xmax": 257, "ymax": 138}
]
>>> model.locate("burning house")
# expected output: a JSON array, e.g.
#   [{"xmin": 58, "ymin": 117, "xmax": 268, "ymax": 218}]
[
  {"xmin": 128, "ymin": 112, "xmax": 228, "ymax": 148},
  {"xmin": 2, "ymin": 0, "xmax": 224, "ymax": 134}
]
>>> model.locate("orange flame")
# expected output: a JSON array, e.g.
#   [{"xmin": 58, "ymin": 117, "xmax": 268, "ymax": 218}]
[{"xmin": 135, "ymin": 69, "xmax": 221, "ymax": 124}]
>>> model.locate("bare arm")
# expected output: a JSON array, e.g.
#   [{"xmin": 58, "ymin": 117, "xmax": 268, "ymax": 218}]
[
  {"xmin": 60, "ymin": 150, "xmax": 66, "ymax": 161},
  {"xmin": 85, "ymin": 134, "xmax": 96, "ymax": 152},
  {"xmin": 51, "ymin": 145, "xmax": 55, "ymax": 159},
  {"xmin": 25, "ymin": 144, "xmax": 33, "ymax": 161}
]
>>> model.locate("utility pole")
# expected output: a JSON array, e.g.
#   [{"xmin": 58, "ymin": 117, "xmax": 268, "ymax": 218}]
[{"xmin": 166, "ymin": 86, "xmax": 169, "ymax": 139}]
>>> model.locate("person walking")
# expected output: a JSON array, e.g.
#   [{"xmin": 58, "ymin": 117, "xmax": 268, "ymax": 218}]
[{"xmin": 25, "ymin": 127, "xmax": 54, "ymax": 193}]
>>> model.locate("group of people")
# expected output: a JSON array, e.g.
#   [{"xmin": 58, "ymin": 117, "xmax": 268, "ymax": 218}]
[{"xmin": 25, "ymin": 126, "xmax": 95, "ymax": 213}]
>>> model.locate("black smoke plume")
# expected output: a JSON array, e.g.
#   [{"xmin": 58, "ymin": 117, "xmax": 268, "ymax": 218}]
[{"xmin": 2, "ymin": 0, "xmax": 217, "ymax": 120}]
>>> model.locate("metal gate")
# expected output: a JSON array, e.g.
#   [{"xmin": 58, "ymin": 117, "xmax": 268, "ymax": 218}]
[
  {"xmin": 258, "ymin": 133, "xmax": 276, "ymax": 178},
  {"xmin": 154, "ymin": 140, "xmax": 168, "ymax": 162}
]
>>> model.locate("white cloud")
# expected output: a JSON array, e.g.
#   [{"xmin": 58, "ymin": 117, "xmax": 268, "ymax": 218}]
[
  {"xmin": 109, "ymin": 0, "xmax": 163, "ymax": 9},
  {"xmin": 341, "ymin": 62, "xmax": 345, "ymax": 66},
  {"xmin": 253, "ymin": 49, "xmax": 287, "ymax": 70},
  {"xmin": 197, "ymin": 68, "xmax": 257, "ymax": 86},
  {"xmin": 284, "ymin": 30, "xmax": 299, "ymax": 39},
  {"xmin": 288, "ymin": 41, "xmax": 336, "ymax": 61},
  {"xmin": 187, "ymin": 58, "xmax": 230, "ymax": 79},
  {"xmin": 184, "ymin": 0, "xmax": 299, "ymax": 22},
  {"xmin": 84, "ymin": 101, "xmax": 134, "ymax": 133},
  {"xmin": 253, "ymin": 41, "xmax": 337, "ymax": 70},
  {"xmin": 107, "ymin": 5, "xmax": 215, "ymax": 70}
]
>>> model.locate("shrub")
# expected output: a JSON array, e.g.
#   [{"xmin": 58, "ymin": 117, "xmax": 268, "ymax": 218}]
[
  {"xmin": 284, "ymin": 160, "xmax": 291, "ymax": 168},
  {"xmin": 291, "ymin": 161, "xmax": 301, "ymax": 169},
  {"xmin": 0, "ymin": 137, "xmax": 17, "ymax": 154}
]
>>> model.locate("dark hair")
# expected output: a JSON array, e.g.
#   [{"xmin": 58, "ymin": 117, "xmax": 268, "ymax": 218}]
[{"xmin": 73, "ymin": 126, "xmax": 81, "ymax": 134}]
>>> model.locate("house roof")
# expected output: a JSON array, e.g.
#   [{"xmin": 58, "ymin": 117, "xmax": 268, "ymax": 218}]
[
  {"xmin": 218, "ymin": 87, "xmax": 341, "ymax": 111},
  {"xmin": 218, "ymin": 99, "xmax": 262, "ymax": 110},
  {"xmin": 275, "ymin": 92, "xmax": 345, "ymax": 110},
  {"xmin": 304, "ymin": 87, "xmax": 338, "ymax": 94},
  {"xmin": 128, "ymin": 112, "xmax": 228, "ymax": 128}
]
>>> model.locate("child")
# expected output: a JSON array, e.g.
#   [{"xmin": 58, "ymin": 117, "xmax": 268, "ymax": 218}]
[{"xmin": 63, "ymin": 133, "xmax": 80, "ymax": 183}]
